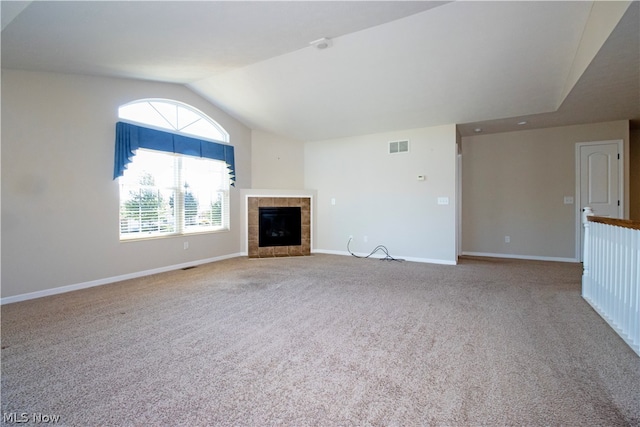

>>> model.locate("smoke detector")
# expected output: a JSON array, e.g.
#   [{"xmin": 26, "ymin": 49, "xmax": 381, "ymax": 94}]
[{"xmin": 310, "ymin": 38, "xmax": 332, "ymax": 50}]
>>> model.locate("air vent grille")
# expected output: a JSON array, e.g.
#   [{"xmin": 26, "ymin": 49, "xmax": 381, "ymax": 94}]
[{"xmin": 389, "ymin": 140, "xmax": 409, "ymax": 154}]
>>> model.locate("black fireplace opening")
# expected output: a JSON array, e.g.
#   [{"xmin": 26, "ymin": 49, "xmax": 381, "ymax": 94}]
[{"xmin": 259, "ymin": 207, "xmax": 302, "ymax": 247}]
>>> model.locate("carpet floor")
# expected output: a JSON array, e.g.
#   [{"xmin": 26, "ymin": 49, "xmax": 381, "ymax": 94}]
[{"xmin": 2, "ymin": 254, "xmax": 639, "ymax": 426}]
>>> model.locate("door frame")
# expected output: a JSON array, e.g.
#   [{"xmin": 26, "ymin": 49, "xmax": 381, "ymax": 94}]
[
  {"xmin": 456, "ymin": 153, "xmax": 462, "ymax": 260},
  {"xmin": 574, "ymin": 139, "xmax": 624, "ymax": 261}
]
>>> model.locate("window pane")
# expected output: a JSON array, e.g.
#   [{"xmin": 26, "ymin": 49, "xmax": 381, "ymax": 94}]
[
  {"xmin": 119, "ymin": 150, "xmax": 177, "ymax": 237},
  {"xmin": 119, "ymin": 102, "xmax": 173, "ymax": 131},
  {"xmin": 180, "ymin": 119, "xmax": 227, "ymax": 141},
  {"xmin": 149, "ymin": 101, "xmax": 178, "ymax": 129},
  {"xmin": 182, "ymin": 156, "xmax": 229, "ymax": 232},
  {"xmin": 176, "ymin": 107, "xmax": 202, "ymax": 132}
]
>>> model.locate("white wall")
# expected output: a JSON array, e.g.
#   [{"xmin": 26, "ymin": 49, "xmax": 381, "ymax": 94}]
[
  {"xmin": 461, "ymin": 120, "xmax": 629, "ymax": 261},
  {"xmin": 4, "ymin": 70, "xmax": 630, "ymax": 302},
  {"xmin": 305, "ymin": 124, "xmax": 458, "ymax": 264},
  {"xmin": 1, "ymin": 70, "xmax": 252, "ymax": 300},
  {"xmin": 251, "ymin": 130, "xmax": 304, "ymax": 189}
]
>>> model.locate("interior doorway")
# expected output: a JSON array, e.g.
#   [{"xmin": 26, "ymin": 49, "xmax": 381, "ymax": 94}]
[{"xmin": 575, "ymin": 140, "xmax": 623, "ymax": 261}]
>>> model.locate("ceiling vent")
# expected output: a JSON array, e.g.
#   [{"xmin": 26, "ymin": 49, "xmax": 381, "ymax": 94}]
[{"xmin": 389, "ymin": 140, "xmax": 409, "ymax": 154}]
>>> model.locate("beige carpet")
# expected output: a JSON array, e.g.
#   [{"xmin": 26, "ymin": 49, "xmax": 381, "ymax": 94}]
[{"xmin": 2, "ymin": 254, "xmax": 639, "ymax": 426}]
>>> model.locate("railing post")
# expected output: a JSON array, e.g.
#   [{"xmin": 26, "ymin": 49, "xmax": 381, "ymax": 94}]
[{"xmin": 582, "ymin": 207, "xmax": 594, "ymax": 298}]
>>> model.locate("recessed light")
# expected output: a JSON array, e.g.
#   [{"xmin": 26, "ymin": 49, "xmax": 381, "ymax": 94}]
[
  {"xmin": 517, "ymin": 121, "xmax": 528, "ymax": 125},
  {"xmin": 474, "ymin": 128, "xmax": 482, "ymax": 133},
  {"xmin": 310, "ymin": 37, "xmax": 332, "ymax": 50}
]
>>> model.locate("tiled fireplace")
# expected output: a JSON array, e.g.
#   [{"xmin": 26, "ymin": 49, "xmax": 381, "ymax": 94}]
[{"xmin": 247, "ymin": 197, "xmax": 311, "ymax": 258}]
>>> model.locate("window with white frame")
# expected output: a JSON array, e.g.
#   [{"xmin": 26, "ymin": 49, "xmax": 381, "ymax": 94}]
[{"xmin": 118, "ymin": 99, "xmax": 231, "ymax": 240}]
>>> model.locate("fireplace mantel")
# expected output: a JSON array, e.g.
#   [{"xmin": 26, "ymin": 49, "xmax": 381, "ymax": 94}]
[{"xmin": 240, "ymin": 189, "xmax": 315, "ymax": 258}]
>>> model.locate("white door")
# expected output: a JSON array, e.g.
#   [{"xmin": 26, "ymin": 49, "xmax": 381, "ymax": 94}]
[{"xmin": 576, "ymin": 140, "xmax": 623, "ymax": 260}]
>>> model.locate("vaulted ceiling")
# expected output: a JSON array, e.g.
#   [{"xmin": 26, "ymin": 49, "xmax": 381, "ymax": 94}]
[{"xmin": 2, "ymin": 1, "xmax": 638, "ymax": 141}]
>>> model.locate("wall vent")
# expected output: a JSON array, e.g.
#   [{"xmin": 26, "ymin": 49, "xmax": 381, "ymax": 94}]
[{"xmin": 389, "ymin": 140, "xmax": 409, "ymax": 154}]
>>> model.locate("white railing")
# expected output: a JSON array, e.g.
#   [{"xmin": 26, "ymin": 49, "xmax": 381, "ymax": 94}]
[{"xmin": 582, "ymin": 208, "xmax": 640, "ymax": 357}]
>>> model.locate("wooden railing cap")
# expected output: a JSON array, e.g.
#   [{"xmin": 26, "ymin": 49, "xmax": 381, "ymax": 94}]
[{"xmin": 588, "ymin": 216, "xmax": 640, "ymax": 231}]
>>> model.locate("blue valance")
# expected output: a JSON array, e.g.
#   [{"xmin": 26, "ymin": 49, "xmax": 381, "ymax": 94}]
[{"xmin": 113, "ymin": 121, "xmax": 235, "ymax": 186}]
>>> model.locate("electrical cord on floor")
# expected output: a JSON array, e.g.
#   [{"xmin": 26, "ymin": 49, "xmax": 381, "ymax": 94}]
[{"xmin": 347, "ymin": 237, "xmax": 404, "ymax": 262}]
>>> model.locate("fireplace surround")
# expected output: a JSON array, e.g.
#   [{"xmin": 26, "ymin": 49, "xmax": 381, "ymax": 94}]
[{"xmin": 247, "ymin": 197, "xmax": 311, "ymax": 258}]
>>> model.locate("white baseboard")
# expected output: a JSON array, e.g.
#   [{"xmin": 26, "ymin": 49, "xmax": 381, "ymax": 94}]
[
  {"xmin": 1, "ymin": 253, "xmax": 243, "ymax": 305},
  {"xmin": 461, "ymin": 251, "xmax": 579, "ymax": 263},
  {"xmin": 313, "ymin": 249, "xmax": 457, "ymax": 265}
]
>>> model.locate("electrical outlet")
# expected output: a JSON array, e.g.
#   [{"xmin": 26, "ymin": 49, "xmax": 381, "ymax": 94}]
[
  {"xmin": 364, "ymin": 236, "xmax": 368, "ymax": 243},
  {"xmin": 504, "ymin": 236, "xmax": 510, "ymax": 243},
  {"xmin": 349, "ymin": 235, "xmax": 353, "ymax": 241},
  {"xmin": 184, "ymin": 242, "xmax": 189, "ymax": 250}
]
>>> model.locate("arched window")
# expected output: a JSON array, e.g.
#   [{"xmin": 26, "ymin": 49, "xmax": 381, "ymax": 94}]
[
  {"xmin": 116, "ymin": 99, "xmax": 232, "ymax": 240},
  {"xmin": 118, "ymin": 99, "xmax": 229, "ymax": 142}
]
